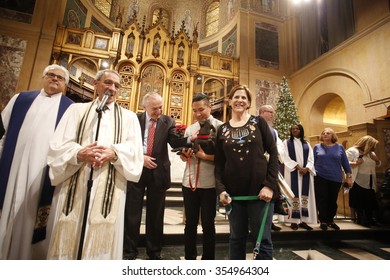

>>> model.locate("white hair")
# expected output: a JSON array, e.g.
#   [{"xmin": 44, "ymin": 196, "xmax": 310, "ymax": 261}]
[{"xmin": 42, "ymin": 64, "xmax": 70, "ymax": 84}]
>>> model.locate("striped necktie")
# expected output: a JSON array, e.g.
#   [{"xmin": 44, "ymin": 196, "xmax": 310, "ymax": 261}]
[{"xmin": 146, "ymin": 119, "xmax": 156, "ymax": 156}]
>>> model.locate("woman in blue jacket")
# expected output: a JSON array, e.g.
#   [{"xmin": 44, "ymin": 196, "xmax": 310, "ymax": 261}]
[{"xmin": 313, "ymin": 128, "xmax": 352, "ymax": 231}]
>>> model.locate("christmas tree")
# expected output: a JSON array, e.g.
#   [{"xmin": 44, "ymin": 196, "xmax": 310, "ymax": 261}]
[{"xmin": 274, "ymin": 76, "xmax": 300, "ymax": 140}]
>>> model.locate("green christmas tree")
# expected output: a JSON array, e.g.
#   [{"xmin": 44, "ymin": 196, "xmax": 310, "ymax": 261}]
[{"xmin": 274, "ymin": 76, "xmax": 300, "ymax": 141}]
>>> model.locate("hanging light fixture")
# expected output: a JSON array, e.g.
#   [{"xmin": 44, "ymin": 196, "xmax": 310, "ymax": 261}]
[{"xmin": 101, "ymin": 60, "xmax": 109, "ymax": 69}]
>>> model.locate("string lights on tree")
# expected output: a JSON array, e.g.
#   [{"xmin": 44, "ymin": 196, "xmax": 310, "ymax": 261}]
[{"xmin": 274, "ymin": 76, "xmax": 300, "ymax": 141}]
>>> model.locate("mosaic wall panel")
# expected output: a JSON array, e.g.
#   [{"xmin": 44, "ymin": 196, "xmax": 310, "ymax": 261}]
[
  {"xmin": 199, "ymin": 41, "xmax": 218, "ymax": 53},
  {"xmin": 64, "ymin": 0, "xmax": 87, "ymax": 28},
  {"xmin": 199, "ymin": 55, "xmax": 212, "ymax": 67},
  {"xmin": 91, "ymin": 16, "xmax": 112, "ymax": 34},
  {"xmin": 0, "ymin": 35, "xmax": 27, "ymax": 110},
  {"xmin": 249, "ymin": 0, "xmax": 281, "ymax": 15},
  {"xmin": 255, "ymin": 79, "xmax": 280, "ymax": 113},
  {"xmin": 222, "ymin": 25, "xmax": 237, "ymax": 58}
]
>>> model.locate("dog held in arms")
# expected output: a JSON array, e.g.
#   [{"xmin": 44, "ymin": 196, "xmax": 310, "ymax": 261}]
[{"xmin": 172, "ymin": 119, "xmax": 216, "ymax": 155}]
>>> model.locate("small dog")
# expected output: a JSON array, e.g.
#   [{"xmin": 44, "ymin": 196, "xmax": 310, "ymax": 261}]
[
  {"xmin": 193, "ymin": 119, "xmax": 216, "ymax": 154},
  {"xmin": 172, "ymin": 119, "xmax": 216, "ymax": 155}
]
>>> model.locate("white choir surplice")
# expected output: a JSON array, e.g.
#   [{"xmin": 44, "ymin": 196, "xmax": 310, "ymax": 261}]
[
  {"xmin": 283, "ymin": 137, "xmax": 317, "ymax": 224},
  {"xmin": 47, "ymin": 101, "xmax": 143, "ymax": 260},
  {"xmin": 0, "ymin": 91, "xmax": 63, "ymax": 259}
]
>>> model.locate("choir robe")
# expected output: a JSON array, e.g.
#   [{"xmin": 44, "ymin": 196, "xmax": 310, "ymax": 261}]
[{"xmin": 283, "ymin": 137, "xmax": 317, "ymax": 225}]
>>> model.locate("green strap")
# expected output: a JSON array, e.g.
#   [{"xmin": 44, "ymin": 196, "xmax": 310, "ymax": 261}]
[
  {"xmin": 253, "ymin": 202, "xmax": 270, "ymax": 259},
  {"xmin": 231, "ymin": 196, "xmax": 259, "ymax": 200},
  {"xmin": 229, "ymin": 196, "xmax": 270, "ymax": 260}
]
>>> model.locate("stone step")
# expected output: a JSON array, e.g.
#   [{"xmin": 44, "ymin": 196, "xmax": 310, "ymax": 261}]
[
  {"xmin": 166, "ymin": 184, "xmax": 183, "ymax": 207},
  {"xmin": 139, "ymin": 183, "xmax": 184, "ymax": 207},
  {"xmin": 141, "ymin": 195, "xmax": 184, "ymax": 207},
  {"xmin": 138, "ymin": 218, "xmax": 390, "ymax": 246},
  {"xmin": 165, "ymin": 196, "xmax": 184, "ymax": 208},
  {"xmin": 166, "ymin": 184, "xmax": 183, "ymax": 197}
]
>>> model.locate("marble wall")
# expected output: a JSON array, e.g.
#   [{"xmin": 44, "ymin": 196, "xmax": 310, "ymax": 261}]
[{"xmin": 0, "ymin": 35, "xmax": 26, "ymax": 110}]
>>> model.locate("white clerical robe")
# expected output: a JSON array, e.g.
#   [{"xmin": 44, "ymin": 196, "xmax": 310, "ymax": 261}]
[
  {"xmin": 47, "ymin": 101, "xmax": 143, "ymax": 260},
  {"xmin": 0, "ymin": 91, "xmax": 63, "ymax": 260},
  {"xmin": 283, "ymin": 137, "xmax": 317, "ymax": 224}
]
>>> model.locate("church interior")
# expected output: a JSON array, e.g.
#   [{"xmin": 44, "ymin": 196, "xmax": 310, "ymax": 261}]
[{"xmin": 1, "ymin": 0, "xmax": 390, "ymax": 210}]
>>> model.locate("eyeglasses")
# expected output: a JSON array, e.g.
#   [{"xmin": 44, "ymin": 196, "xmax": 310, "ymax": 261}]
[
  {"xmin": 45, "ymin": 72, "xmax": 65, "ymax": 82},
  {"xmin": 263, "ymin": 110, "xmax": 274, "ymax": 114}
]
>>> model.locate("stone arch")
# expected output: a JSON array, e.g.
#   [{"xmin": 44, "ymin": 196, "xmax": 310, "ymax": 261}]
[
  {"xmin": 67, "ymin": 57, "xmax": 99, "ymax": 100},
  {"xmin": 309, "ymin": 93, "xmax": 347, "ymax": 133},
  {"xmin": 297, "ymin": 70, "xmax": 370, "ymax": 136}
]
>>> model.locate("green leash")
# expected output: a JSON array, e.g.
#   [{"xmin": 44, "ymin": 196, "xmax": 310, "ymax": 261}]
[
  {"xmin": 231, "ymin": 195, "xmax": 259, "ymax": 200},
  {"xmin": 228, "ymin": 195, "xmax": 271, "ymax": 260}
]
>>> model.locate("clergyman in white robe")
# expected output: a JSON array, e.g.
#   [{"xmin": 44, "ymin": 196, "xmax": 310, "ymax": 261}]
[
  {"xmin": 47, "ymin": 100, "xmax": 143, "ymax": 260},
  {"xmin": 283, "ymin": 137, "xmax": 317, "ymax": 225},
  {"xmin": 0, "ymin": 90, "xmax": 72, "ymax": 259}
]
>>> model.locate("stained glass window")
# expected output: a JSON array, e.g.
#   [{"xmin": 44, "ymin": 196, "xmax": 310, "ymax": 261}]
[{"xmin": 206, "ymin": 1, "xmax": 220, "ymax": 37}]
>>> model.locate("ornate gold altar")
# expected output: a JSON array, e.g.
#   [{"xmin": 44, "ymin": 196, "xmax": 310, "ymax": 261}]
[{"xmin": 51, "ymin": 10, "xmax": 239, "ymax": 125}]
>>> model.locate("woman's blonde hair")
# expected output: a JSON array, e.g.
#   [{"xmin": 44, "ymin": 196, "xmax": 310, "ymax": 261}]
[
  {"xmin": 319, "ymin": 128, "xmax": 338, "ymax": 143},
  {"xmin": 354, "ymin": 135, "xmax": 378, "ymax": 154}
]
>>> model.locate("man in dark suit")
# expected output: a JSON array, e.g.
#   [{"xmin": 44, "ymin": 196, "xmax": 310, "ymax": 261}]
[{"xmin": 123, "ymin": 92, "xmax": 190, "ymax": 260}]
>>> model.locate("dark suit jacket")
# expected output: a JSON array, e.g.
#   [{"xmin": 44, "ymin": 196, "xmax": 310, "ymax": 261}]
[
  {"xmin": 138, "ymin": 112, "xmax": 188, "ymax": 189},
  {"xmin": 0, "ymin": 116, "xmax": 4, "ymax": 139}
]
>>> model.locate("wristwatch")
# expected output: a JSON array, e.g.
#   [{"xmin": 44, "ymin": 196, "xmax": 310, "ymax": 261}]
[{"xmin": 111, "ymin": 152, "xmax": 118, "ymax": 162}]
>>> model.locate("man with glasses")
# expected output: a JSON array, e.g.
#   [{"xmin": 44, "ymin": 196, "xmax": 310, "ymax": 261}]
[
  {"xmin": 259, "ymin": 105, "xmax": 288, "ymax": 231},
  {"xmin": 0, "ymin": 64, "xmax": 73, "ymax": 259},
  {"xmin": 46, "ymin": 69, "xmax": 144, "ymax": 260},
  {"xmin": 123, "ymin": 92, "xmax": 190, "ymax": 260}
]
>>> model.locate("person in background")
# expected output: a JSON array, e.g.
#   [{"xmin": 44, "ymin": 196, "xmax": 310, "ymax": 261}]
[
  {"xmin": 313, "ymin": 128, "xmax": 352, "ymax": 231},
  {"xmin": 259, "ymin": 104, "xmax": 288, "ymax": 232},
  {"xmin": 346, "ymin": 135, "xmax": 381, "ymax": 227},
  {"xmin": 123, "ymin": 92, "xmax": 189, "ymax": 260},
  {"xmin": 283, "ymin": 124, "xmax": 317, "ymax": 231},
  {"xmin": 0, "ymin": 64, "xmax": 73, "ymax": 259},
  {"xmin": 179, "ymin": 93, "xmax": 223, "ymax": 260},
  {"xmin": 215, "ymin": 85, "xmax": 278, "ymax": 260},
  {"xmin": 47, "ymin": 69, "xmax": 144, "ymax": 259}
]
